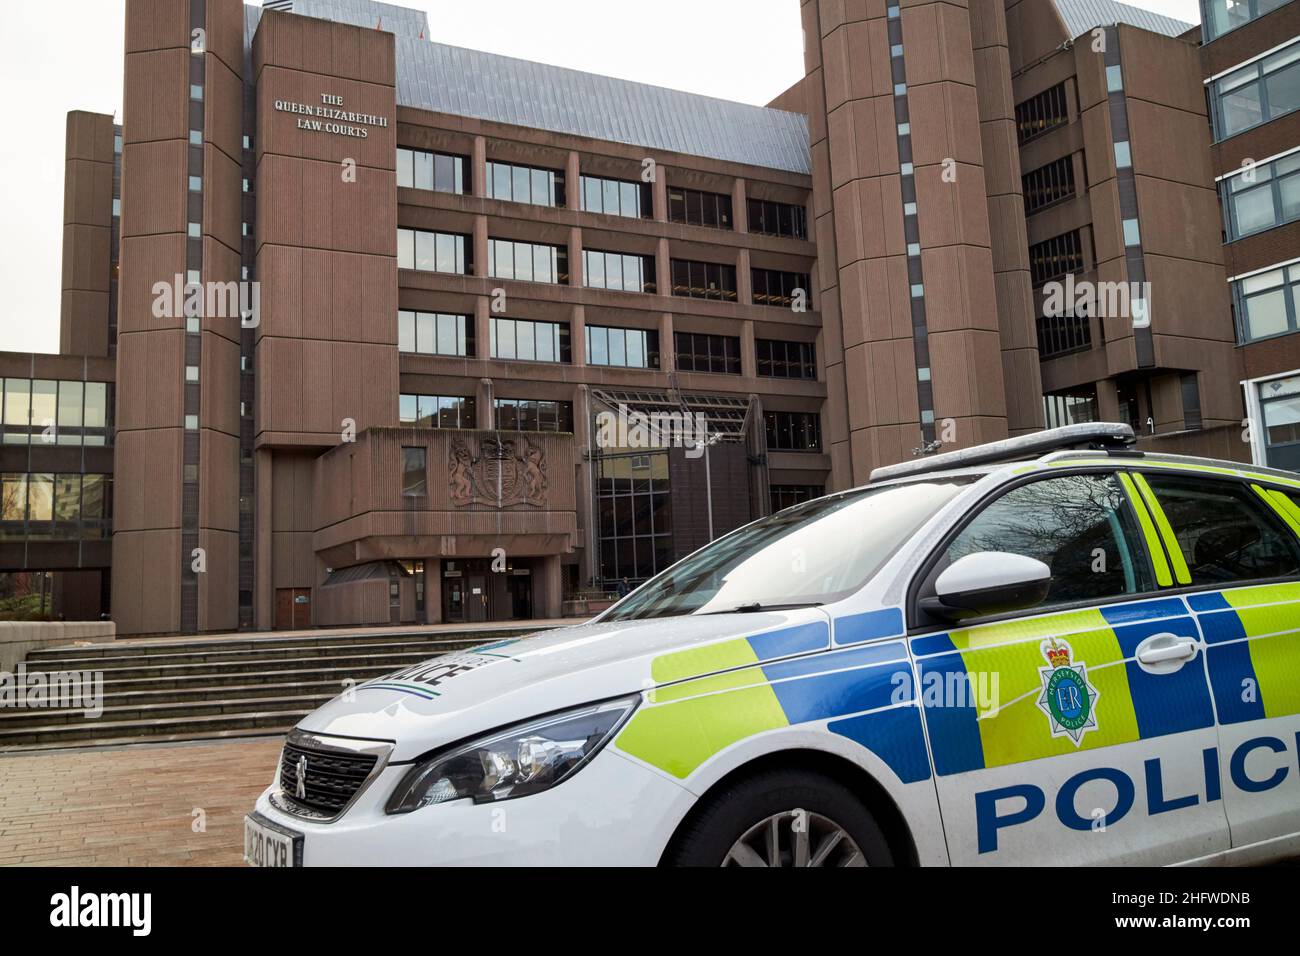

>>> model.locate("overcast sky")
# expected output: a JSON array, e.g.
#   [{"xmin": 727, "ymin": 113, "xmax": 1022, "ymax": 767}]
[{"xmin": 0, "ymin": 0, "xmax": 1202, "ymax": 354}]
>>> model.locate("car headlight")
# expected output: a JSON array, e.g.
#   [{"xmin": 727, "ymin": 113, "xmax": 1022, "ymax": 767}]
[{"xmin": 385, "ymin": 695, "xmax": 639, "ymax": 813}]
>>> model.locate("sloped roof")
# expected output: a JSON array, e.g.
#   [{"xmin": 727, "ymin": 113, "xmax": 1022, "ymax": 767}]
[
  {"xmin": 248, "ymin": 0, "xmax": 811, "ymax": 174},
  {"xmin": 1053, "ymin": 0, "xmax": 1195, "ymax": 39}
]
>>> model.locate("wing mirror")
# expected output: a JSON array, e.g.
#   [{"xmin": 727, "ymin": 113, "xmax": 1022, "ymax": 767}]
[{"xmin": 920, "ymin": 552, "xmax": 1051, "ymax": 622}]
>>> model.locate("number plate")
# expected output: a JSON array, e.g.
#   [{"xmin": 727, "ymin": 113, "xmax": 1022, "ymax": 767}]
[{"xmin": 244, "ymin": 813, "xmax": 302, "ymax": 867}]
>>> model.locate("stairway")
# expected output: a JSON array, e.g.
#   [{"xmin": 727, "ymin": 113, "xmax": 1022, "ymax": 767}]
[{"xmin": 0, "ymin": 625, "xmax": 544, "ymax": 752}]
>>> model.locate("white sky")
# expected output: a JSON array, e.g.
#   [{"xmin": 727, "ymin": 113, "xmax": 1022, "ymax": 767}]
[{"xmin": 0, "ymin": 0, "xmax": 1202, "ymax": 355}]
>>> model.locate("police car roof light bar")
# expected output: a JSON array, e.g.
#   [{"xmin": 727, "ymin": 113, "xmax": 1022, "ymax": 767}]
[{"xmin": 869, "ymin": 422, "xmax": 1137, "ymax": 484}]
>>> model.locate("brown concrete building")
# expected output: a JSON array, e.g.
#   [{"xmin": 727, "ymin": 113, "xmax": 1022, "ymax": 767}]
[{"xmin": 0, "ymin": 0, "xmax": 1276, "ymax": 635}]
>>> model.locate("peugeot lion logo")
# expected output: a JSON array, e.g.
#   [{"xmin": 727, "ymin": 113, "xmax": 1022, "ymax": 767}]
[{"xmin": 295, "ymin": 755, "xmax": 308, "ymax": 800}]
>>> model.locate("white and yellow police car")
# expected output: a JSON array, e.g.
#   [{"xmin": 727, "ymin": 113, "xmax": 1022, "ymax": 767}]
[{"xmin": 245, "ymin": 423, "xmax": 1300, "ymax": 866}]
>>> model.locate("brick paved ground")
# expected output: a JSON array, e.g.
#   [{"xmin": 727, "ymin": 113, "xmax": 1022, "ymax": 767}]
[{"xmin": 0, "ymin": 737, "xmax": 281, "ymax": 866}]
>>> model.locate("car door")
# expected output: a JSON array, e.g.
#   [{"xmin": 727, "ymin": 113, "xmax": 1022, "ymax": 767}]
[
  {"xmin": 910, "ymin": 469, "xmax": 1230, "ymax": 865},
  {"xmin": 1132, "ymin": 469, "xmax": 1300, "ymax": 851}
]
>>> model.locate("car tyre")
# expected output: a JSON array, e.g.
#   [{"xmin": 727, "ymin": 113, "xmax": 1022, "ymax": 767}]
[{"xmin": 666, "ymin": 767, "xmax": 894, "ymax": 867}]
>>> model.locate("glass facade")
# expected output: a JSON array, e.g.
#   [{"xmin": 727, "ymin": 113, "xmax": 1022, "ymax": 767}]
[
  {"xmin": 396, "ymin": 147, "xmax": 469, "ymax": 193},
  {"xmin": 398, "ymin": 311, "xmax": 473, "ymax": 357},
  {"xmin": 490, "ymin": 318, "xmax": 571, "ymax": 363},
  {"xmin": 487, "ymin": 160, "xmax": 565, "ymax": 207},
  {"xmin": 399, "ymin": 394, "xmax": 477, "ymax": 428},
  {"xmin": 580, "ymin": 174, "xmax": 650, "ymax": 218},
  {"xmin": 596, "ymin": 452, "xmax": 672, "ymax": 584},
  {"xmin": 0, "ymin": 379, "xmax": 111, "ymax": 446},
  {"xmin": 1221, "ymin": 151, "xmax": 1300, "ymax": 239},
  {"xmin": 488, "ymin": 239, "xmax": 569, "ymax": 284},
  {"xmin": 1043, "ymin": 386, "xmax": 1100, "ymax": 429},
  {"xmin": 1, "ymin": 473, "xmax": 112, "ymax": 539},
  {"xmin": 585, "ymin": 326, "xmax": 660, "ymax": 369},
  {"xmin": 494, "ymin": 399, "xmax": 574, "ymax": 432},
  {"xmin": 669, "ymin": 258, "xmax": 737, "ymax": 301},
  {"xmin": 1211, "ymin": 40, "xmax": 1300, "ymax": 140},
  {"xmin": 582, "ymin": 249, "xmax": 655, "ymax": 293},
  {"xmin": 397, "ymin": 228, "xmax": 470, "ymax": 274},
  {"xmin": 674, "ymin": 332, "xmax": 741, "ymax": 374}
]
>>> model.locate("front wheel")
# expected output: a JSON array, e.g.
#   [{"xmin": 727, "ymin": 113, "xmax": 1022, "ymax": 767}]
[{"xmin": 666, "ymin": 767, "xmax": 894, "ymax": 867}]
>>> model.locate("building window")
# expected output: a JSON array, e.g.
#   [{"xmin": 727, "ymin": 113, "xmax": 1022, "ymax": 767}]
[
  {"xmin": 1043, "ymin": 387, "xmax": 1099, "ymax": 430},
  {"xmin": 596, "ymin": 451, "xmax": 672, "ymax": 585},
  {"xmin": 490, "ymin": 318, "xmax": 571, "ymax": 363},
  {"xmin": 1234, "ymin": 263, "xmax": 1300, "ymax": 342},
  {"xmin": 398, "ymin": 311, "xmax": 473, "ymax": 357},
  {"xmin": 487, "ymin": 160, "xmax": 565, "ymax": 207},
  {"xmin": 1022, "ymin": 156, "xmax": 1076, "ymax": 214},
  {"xmin": 586, "ymin": 326, "xmax": 660, "ymax": 368},
  {"xmin": 399, "ymin": 394, "xmax": 476, "ymax": 429},
  {"xmin": 495, "ymin": 399, "xmax": 574, "ymax": 432},
  {"xmin": 756, "ymin": 339, "xmax": 816, "ymax": 379},
  {"xmin": 770, "ymin": 484, "xmax": 824, "ymax": 512},
  {"xmin": 747, "ymin": 197, "xmax": 808, "ymax": 239},
  {"xmin": 401, "ymin": 447, "xmax": 428, "ymax": 497},
  {"xmin": 1028, "ymin": 230, "xmax": 1085, "ymax": 287},
  {"xmin": 582, "ymin": 249, "xmax": 656, "ymax": 293},
  {"xmin": 1036, "ymin": 312, "xmax": 1093, "ymax": 358},
  {"xmin": 1222, "ymin": 151, "xmax": 1300, "ymax": 239},
  {"xmin": 1256, "ymin": 373, "xmax": 1300, "ymax": 470},
  {"xmin": 580, "ymin": 174, "xmax": 650, "ymax": 218},
  {"xmin": 674, "ymin": 332, "xmax": 741, "ymax": 375},
  {"xmin": 667, "ymin": 186, "xmax": 733, "ymax": 229},
  {"xmin": 669, "ymin": 258, "xmax": 737, "ymax": 301},
  {"xmin": 765, "ymin": 411, "xmax": 822, "ymax": 451},
  {"xmin": 488, "ymin": 239, "xmax": 569, "ymax": 284},
  {"xmin": 1203, "ymin": 0, "xmax": 1292, "ymax": 42},
  {"xmin": 1015, "ymin": 82, "xmax": 1070, "ymax": 144},
  {"xmin": 751, "ymin": 268, "xmax": 811, "ymax": 308},
  {"xmin": 396, "ymin": 147, "xmax": 469, "ymax": 193},
  {"xmin": 0, "ymin": 473, "xmax": 112, "ymax": 538},
  {"xmin": 0, "ymin": 379, "xmax": 111, "ymax": 447},
  {"xmin": 1211, "ymin": 40, "xmax": 1300, "ymax": 140},
  {"xmin": 397, "ymin": 228, "xmax": 470, "ymax": 274}
]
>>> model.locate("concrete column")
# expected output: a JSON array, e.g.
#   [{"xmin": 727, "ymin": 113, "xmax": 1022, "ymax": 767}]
[
  {"xmin": 737, "ymin": 248, "xmax": 752, "ymax": 306},
  {"xmin": 571, "ymin": 304, "xmax": 587, "ymax": 367},
  {"xmin": 473, "ymin": 215, "xmax": 489, "ymax": 279},
  {"xmin": 656, "ymin": 237, "xmax": 671, "ymax": 298},
  {"xmin": 740, "ymin": 319, "xmax": 757, "ymax": 379},
  {"xmin": 568, "ymin": 225, "xmax": 583, "ymax": 288},
  {"xmin": 475, "ymin": 296, "xmax": 491, "ymax": 363},
  {"xmin": 476, "ymin": 377, "xmax": 495, "ymax": 429},
  {"xmin": 732, "ymin": 177, "xmax": 748, "ymax": 233},
  {"xmin": 537, "ymin": 554, "xmax": 563, "ymax": 619},
  {"xmin": 424, "ymin": 559, "xmax": 443, "ymax": 624},
  {"xmin": 652, "ymin": 168, "xmax": 668, "ymax": 222},
  {"xmin": 659, "ymin": 312, "xmax": 675, "ymax": 372},
  {"xmin": 566, "ymin": 150, "xmax": 581, "ymax": 211},
  {"xmin": 254, "ymin": 447, "xmax": 273, "ymax": 630},
  {"xmin": 473, "ymin": 135, "xmax": 487, "ymax": 197}
]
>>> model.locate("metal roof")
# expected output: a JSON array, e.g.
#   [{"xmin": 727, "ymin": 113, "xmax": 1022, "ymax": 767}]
[
  {"xmin": 1053, "ymin": 0, "xmax": 1195, "ymax": 39},
  {"xmin": 248, "ymin": 1, "xmax": 811, "ymax": 174}
]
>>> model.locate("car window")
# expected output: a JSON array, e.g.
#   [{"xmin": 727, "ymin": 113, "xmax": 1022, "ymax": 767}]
[
  {"xmin": 1142, "ymin": 474, "xmax": 1300, "ymax": 586},
  {"xmin": 941, "ymin": 472, "xmax": 1154, "ymax": 610}
]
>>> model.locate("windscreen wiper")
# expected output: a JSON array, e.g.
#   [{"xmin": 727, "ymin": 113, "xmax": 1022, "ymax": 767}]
[{"xmin": 703, "ymin": 601, "xmax": 824, "ymax": 615}]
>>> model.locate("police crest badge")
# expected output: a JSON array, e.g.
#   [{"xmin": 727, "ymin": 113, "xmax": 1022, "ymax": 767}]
[{"xmin": 1036, "ymin": 638, "xmax": 1100, "ymax": 745}]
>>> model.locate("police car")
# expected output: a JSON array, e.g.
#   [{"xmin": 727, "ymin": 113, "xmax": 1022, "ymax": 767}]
[{"xmin": 245, "ymin": 423, "xmax": 1300, "ymax": 866}]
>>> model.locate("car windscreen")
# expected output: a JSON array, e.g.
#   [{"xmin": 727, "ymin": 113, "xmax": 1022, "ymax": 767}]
[{"xmin": 603, "ymin": 478, "xmax": 973, "ymax": 621}]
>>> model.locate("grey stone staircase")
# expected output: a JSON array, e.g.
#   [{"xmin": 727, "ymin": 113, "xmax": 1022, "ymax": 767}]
[{"xmin": 0, "ymin": 625, "xmax": 543, "ymax": 752}]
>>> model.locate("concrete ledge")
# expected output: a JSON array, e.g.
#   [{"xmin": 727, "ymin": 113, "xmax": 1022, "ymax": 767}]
[{"xmin": 0, "ymin": 622, "xmax": 117, "ymax": 673}]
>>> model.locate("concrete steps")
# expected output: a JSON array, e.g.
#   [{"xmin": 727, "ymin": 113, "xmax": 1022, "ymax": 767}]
[{"xmin": 0, "ymin": 624, "xmax": 546, "ymax": 752}]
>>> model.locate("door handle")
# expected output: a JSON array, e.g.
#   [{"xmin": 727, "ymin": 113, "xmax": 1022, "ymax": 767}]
[{"xmin": 1136, "ymin": 634, "xmax": 1197, "ymax": 668}]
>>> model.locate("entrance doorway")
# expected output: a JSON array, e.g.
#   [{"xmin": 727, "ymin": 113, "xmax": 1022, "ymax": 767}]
[
  {"xmin": 274, "ymin": 588, "xmax": 311, "ymax": 630},
  {"xmin": 442, "ymin": 560, "xmax": 533, "ymax": 623}
]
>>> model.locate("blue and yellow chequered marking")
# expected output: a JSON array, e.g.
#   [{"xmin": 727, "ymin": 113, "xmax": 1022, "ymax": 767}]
[
  {"xmin": 616, "ymin": 636, "xmax": 930, "ymax": 783},
  {"xmin": 1194, "ymin": 582, "xmax": 1300, "ymax": 725},
  {"xmin": 912, "ymin": 597, "xmax": 1213, "ymax": 776}
]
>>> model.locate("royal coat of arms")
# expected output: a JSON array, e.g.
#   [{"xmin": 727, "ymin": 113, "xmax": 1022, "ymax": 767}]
[
  {"xmin": 1036, "ymin": 638, "xmax": 1100, "ymax": 746},
  {"xmin": 448, "ymin": 435, "xmax": 548, "ymax": 507}
]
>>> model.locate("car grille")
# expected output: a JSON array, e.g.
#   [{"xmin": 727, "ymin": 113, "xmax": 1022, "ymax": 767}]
[{"xmin": 278, "ymin": 738, "xmax": 379, "ymax": 818}]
